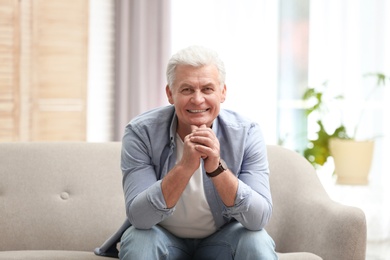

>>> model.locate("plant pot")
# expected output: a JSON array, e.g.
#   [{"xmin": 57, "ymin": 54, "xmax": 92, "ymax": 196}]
[{"xmin": 329, "ymin": 138, "xmax": 375, "ymax": 185}]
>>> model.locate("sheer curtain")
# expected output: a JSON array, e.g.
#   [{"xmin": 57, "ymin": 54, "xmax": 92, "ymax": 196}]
[
  {"xmin": 87, "ymin": 0, "xmax": 115, "ymax": 141},
  {"xmin": 113, "ymin": 0, "xmax": 171, "ymax": 140},
  {"xmin": 308, "ymin": 0, "xmax": 390, "ymax": 241}
]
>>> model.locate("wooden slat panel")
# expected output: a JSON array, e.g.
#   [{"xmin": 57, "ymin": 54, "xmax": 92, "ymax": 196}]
[
  {"xmin": 31, "ymin": 0, "xmax": 88, "ymax": 140},
  {"xmin": 0, "ymin": 0, "xmax": 19, "ymax": 141},
  {"xmin": 0, "ymin": 0, "xmax": 88, "ymax": 141},
  {"xmin": 0, "ymin": 0, "xmax": 17, "ymax": 96},
  {"xmin": 18, "ymin": 0, "xmax": 32, "ymax": 141},
  {"xmin": 32, "ymin": 0, "xmax": 88, "ymax": 100},
  {"xmin": 31, "ymin": 110, "xmax": 86, "ymax": 141},
  {"xmin": 0, "ymin": 113, "xmax": 15, "ymax": 141}
]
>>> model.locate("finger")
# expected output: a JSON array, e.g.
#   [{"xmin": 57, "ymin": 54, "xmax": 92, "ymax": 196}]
[
  {"xmin": 190, "ymin": 124, "xmax": 199, "ymax": 134},
  {"xmin": 191, "ymin": 128, "xmax": 215, "ymax": 139},
  {"xmin": 190, "ymin": 135, "xmax": 213, "ymax": 147},
  {"xmin": 191, "ymin": 124, "xmax": 209, "ymax": 135}
]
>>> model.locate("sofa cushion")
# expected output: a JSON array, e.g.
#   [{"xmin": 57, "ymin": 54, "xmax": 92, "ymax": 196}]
[
  {"xmin": 0, "ymin": 250, "xmax": 105, "ymax": 260},
  {"xmin": 277, "ymin": 252, "xmax": 322, "ymax": 260},
  {"xmin": 0, "ymin": 251, "xmax": 322, "ymax": 260}
]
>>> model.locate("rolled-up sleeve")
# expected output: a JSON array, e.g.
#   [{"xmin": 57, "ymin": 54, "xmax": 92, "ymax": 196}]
[
  {"xmin": 222, "ymin": 123, "xmax": 273, "ymax": 230},
  {"xmin": 122, "ymin": 125, "xmax": 174, "ymax": 229}
]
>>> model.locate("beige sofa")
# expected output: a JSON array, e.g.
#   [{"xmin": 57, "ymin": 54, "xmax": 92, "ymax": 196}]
[{"xmin": 0, "ymin": 142, "xmax": 366, "ymax": 259}]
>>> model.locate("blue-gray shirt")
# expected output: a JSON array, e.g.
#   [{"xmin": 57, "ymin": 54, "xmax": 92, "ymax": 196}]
[{"xmin": 121, "ymin": 105, "xmax": 272, "ymax": 232}]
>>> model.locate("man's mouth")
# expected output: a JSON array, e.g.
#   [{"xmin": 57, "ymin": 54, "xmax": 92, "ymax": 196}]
[{"xmin": 187, "ymin": 109, "xmax": 209, "ymax": 113}]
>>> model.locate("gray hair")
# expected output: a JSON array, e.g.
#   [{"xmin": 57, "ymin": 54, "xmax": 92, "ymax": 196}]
[{"xmin": 166, "ymin": 45, "xmax": 226, "ymax": 89}]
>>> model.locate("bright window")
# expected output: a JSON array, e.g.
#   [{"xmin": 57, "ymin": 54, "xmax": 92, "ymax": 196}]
[{"xmin": 170, "ymin": 0, "xmax": 280, "ymax": 144}]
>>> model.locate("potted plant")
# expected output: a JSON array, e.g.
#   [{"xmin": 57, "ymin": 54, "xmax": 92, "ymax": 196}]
[{"xmin": 302, "ymin": 73, "xmax": 389, "ymax": 185}]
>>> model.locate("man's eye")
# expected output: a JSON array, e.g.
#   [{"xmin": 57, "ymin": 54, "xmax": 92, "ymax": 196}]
[
  {"xmin": 181, "ymin": 88, "xmax": 193, "ymax": 94},
  {"xmin": 203, "ymin": 87, "xmax": 213, "ymax": 93}
]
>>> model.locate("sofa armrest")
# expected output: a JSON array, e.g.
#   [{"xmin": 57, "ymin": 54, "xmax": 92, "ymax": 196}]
[
  {"xmin": 319, "ymin": 201, "xmax": 367, "ymax": 259},
  {"xmin": 294, "ymin": 198, "xmax": 366, "ymax": 259},
  {"xmin": 266, "ymin": 145, "xmax": 367, "ymax": 260}
]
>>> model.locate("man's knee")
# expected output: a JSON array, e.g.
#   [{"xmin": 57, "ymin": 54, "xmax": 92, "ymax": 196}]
[
  {"xmin": 120, "ymin": 226, "xmax": 169, "ymax": 259},
  {"xmin": 119, "ymin": 226, "xmax": 192, "ymax": 260},
  {"xmin": 236, "ymin": 229, "xmax": 277, "ymax": 259}
]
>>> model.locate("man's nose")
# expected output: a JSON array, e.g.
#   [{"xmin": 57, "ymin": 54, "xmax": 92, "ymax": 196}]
[{"xmin": 191, "ymin": 91, "xmax": 205, "ymax": 104}]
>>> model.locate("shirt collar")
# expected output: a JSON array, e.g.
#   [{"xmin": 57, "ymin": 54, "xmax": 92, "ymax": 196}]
[{"xmin": 169, "ymin": 111, "xmax": 178, "ymax": 147}]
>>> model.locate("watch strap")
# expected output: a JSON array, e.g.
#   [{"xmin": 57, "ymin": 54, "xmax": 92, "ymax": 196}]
[{"xmin": 206, "ymin": 160, "xmax": 227, "ymax": 177}]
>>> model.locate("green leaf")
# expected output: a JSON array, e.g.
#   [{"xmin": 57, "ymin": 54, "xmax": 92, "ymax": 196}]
[
  {"xmin": 364, "ymin": 72, "xmax": 388, "ymax": 87},
  {"xmin": 303, "ymin": 88, "xmax": 316, "ymax": 100},
  {"xmin": 332, "ymin": 125, "xmax": 351, "ymax": 139},
  {"xmin": 303, "ymin": 120, "xmax": 332, "ymax": 167}
]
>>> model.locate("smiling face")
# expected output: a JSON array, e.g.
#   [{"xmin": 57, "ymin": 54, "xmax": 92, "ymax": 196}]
[{"xmin": 166, "ymin": 64, "xmax": 226, "ymax": 138}]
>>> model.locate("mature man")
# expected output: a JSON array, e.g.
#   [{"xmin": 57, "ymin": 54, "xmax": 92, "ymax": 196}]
[{"xmin": 119, "ymin": 46, "xmax": 277, "ymax": 259}]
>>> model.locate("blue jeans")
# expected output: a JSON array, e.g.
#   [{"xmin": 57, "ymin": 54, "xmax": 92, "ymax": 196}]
[{"xmin": 119, "ymin": 221, "xmax": 278, "ymax": 260}]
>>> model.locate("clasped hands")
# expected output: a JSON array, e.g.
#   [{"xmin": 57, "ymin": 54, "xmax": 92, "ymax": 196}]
[{"xmin": 181, "ymin": 124, "xmax": 220, "ymax": 174}]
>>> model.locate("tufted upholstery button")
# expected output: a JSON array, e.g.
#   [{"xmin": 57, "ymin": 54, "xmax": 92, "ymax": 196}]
[{"xmin": 60, "ymin": 192, "xmax": 70, "ymax": 200}]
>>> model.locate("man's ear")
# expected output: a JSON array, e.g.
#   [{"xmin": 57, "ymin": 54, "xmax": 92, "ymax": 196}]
[
  {"xmin": 221, "ymin": 84, "xmax": 227, "ymax": 103},
  {"xmin": 166, "ymin": 85, "xmax": 174, "ymax": 104}
]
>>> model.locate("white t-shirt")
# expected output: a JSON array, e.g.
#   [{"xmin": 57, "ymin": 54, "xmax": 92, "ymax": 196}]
[{"xmin": 159, "ymin": 134, "xmax": 217, "ymax": 238}]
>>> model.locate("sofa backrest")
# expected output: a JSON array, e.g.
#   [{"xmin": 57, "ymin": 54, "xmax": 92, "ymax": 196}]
[{"xmin": 0, "ymin": 142, "xmax": 126, "ymax": 251}]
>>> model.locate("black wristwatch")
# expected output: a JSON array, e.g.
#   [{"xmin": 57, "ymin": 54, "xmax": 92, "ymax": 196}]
[{"xmin": 206, "ymin": 159, "xmax": 228, "ymax": 177}]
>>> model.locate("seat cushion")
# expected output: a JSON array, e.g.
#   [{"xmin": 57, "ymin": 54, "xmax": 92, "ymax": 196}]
[
  {"xmin": 0, "ymin": 250, "xmax": 322, "ymax": 260},
  {"xmin": 277, "ymin": 252, "xmax": 322, "ymax": 260},
  {"xmin": 0, "ymin": 250, "xmax": 104, "ymax": 260}
]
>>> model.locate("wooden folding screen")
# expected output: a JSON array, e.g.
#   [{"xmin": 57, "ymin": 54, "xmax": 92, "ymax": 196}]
[{"xmin": 0, "ymin": 0, "xmax": 88, "ymax": 141}]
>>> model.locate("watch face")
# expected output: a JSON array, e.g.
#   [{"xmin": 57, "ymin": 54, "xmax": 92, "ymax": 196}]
[
  {"xmin": 206, "ymin": 159, "xmax": 228, "ymax": 177},
  {"xmin": 220, "ymin": 159, "xmax": 228, "ymax": 170}
]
